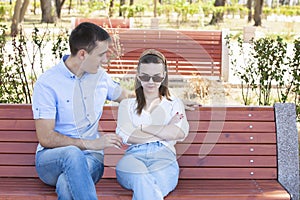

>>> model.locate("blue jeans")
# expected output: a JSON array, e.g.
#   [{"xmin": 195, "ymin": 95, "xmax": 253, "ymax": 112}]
[
  {"xmin": 116, "ymin": 142, "xmax": 179, "ymax": 200},
  {"xmin": 35, "ymin": 145, "xmax": 104, "ymax": 200}
]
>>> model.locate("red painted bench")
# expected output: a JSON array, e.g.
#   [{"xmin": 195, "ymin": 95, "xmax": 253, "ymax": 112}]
[
  {"xmin": 71, "ymin": 17, "xmax": 132, "ymax": 29},
  {"xmin": 0, "ymin": 104, "xmax": 292, "ymax": 199},
  {"xmin": 105, "ymin": 28, "xmax": 225, "ymax": 79},
  {"xmin": 70, "ymin": 20, "xmax": 227, "ymax": 80}
]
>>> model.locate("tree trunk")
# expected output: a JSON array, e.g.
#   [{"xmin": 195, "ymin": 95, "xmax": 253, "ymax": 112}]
[
  {"xmin": 247, "ymin": 0, "xmax": 252, "ymax": 22},
  {"xmin": 129, "ymin": 0, "xmax": 134, "ymax": 5},
  {"xmin": 11, "ymin": 0, "xmax": 29, "ymax": 36},
  {"xmin": 40, "ymin": 0, "xmax": 55, "ymax": 23},
  {"xmin": 119, "ymin": 0, "xmax": 125, "ymax": 17},
  {"xmin": 19, "ymin": 0, "xmax": 29, "ymax": 22},
  {"xmin": 11, "ymin": 0, "xmax": 22, "ymax": 36},
  {"xmin": 254, "ymin": 0, "xmax": 263, "ymax": 26},
  {"xmin": 109, "ymin": 0, "xmax": 114, "ymax": 17},
  {"xmin": 55, "ymin": 0, "xmax": 66, "ymax": 19},
  {"xmin": 153, "ymin": 0, "xmax": 157, "ymax": 17},
  {"xmin": 209, "ymin": 0, "xmax": 225, "ymax": 25},
  {"xmin": 68, "ymin": 0, "xmax": 72, "ymax": 14}
]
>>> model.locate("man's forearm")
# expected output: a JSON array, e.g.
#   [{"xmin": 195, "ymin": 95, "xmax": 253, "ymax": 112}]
[{"xmin": 37, "ymin": 130, "xmax": 88, "ymax": 149}]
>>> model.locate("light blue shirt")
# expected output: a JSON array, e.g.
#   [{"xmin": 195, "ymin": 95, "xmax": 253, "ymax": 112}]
[{"xmin": 32, "ymin": 55, "xmax": 122, "ymax": 153}]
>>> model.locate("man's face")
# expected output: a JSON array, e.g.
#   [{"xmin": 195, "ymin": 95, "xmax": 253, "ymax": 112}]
[{"xmin": 79, "ymin": 41, "xmax": 109, "ymax": 74}]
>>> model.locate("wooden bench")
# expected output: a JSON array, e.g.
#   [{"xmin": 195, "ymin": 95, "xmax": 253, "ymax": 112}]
[
  {"xmin": 104, "ymin": 28, "xmax": 227, "ymax": 80},
  {"xmin": 0, "ymin": 103, "xmax": 298, "ymax": 199},
  {"xmin": 71, "ymin": 17, "xmax": 132, "ymax": 29},
  {"xmin": 70, "ymin": 20, "xmax": 228, "ymax": 80}
]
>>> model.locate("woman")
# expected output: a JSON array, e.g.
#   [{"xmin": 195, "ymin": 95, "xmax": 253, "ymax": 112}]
[{"xmin": 116, "ymin": 49, "xmax": 189, "ymax": 200}]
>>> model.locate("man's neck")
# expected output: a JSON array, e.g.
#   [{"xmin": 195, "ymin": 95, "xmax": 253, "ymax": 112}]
[{"xmin": 65, "ymin": 55, "xmax": 84, "ymax": 77}]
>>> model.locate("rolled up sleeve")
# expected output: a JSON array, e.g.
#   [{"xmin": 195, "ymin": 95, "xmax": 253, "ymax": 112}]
[
  {"xmin": 172, "ymin": 98, "xmax": 190, "ymax": 141},
  {"xmin": 116, "ymin": 99, "xmax": 136, "ymax": 144},
  {"xmin": 32, "ymin": 82, "xmax": 56, "ymax": 119}
]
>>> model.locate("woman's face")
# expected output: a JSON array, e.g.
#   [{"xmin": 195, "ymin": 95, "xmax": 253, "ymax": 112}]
[{"xmin": 137, "ymin": 63, "xmax": 165, "ymax": 94}]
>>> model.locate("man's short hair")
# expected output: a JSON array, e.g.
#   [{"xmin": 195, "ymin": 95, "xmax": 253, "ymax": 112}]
[{"xmin": 69, "ymin": 22, "xmax": 111, "ymax": 56}]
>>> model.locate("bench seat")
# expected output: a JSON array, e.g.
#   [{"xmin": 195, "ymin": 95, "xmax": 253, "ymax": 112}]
[{"xmin": 0, "ymin": 178, "xmax": 289, "ymax": 200}]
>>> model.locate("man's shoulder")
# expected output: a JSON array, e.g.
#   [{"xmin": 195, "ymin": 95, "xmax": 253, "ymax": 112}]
[{"xmin": 36, "ymin": 61, "xmax": 65, "ymax": 84}]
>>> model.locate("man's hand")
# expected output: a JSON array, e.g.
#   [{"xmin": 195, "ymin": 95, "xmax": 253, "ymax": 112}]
[
  {"xmin": 88, "ymin": 134, "xmax": 123, "ymax": 150},
  {"xmin": 182, "ymin": 99, "xmax": 201, "ymax": 111}
]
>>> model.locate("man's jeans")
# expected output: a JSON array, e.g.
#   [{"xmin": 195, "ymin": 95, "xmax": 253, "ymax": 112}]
[
  {"xmin": 35, "ymin": 145, "xmax": 104, "ymax": 200},
  {"xmin": 116, "ymin": 142, "xmax": 179, "ymax": 200}
]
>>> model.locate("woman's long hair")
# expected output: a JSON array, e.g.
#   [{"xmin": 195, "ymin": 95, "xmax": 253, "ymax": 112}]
[{"xmin": 135, "ymin": 49, "xmax": 171, "ymax": 115}]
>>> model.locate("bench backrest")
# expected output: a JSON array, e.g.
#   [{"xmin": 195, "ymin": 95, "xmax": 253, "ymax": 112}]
[
  {"xmin": 0, "ymin": 104, "xmax": 277, "ymax": 180},
  {"xmin": 105, "ymin": 28, "xmax": 222, "ymax": 78},
  {"xmin": 71, "ymin": 18, "xmax": 131, "ymax": 29}
]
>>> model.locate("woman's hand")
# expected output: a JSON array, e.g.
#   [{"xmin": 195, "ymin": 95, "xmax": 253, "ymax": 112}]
[{"xmin": 168, "ymin": 112, "xmax": 184, "ymax": 125}]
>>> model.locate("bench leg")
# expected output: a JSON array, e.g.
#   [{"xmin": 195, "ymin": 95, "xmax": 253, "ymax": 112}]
[{"xmin": 275, "ymin": 103, "xmax": 299, "ymax": 200}]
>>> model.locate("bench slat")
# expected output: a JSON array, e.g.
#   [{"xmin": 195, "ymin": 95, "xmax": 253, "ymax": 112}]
[
  {"xmin": 103, "ymin": 167, "xmax": 277, "ymax": 179},
  {"xmin": 0, "ymin": 106, "xmax": 274, "ymax": 121},
  {"xmin": 103, "ymin": 155, "xmax": 276, "ymax": 167},
  {"xmin": 0, "ymin": 154, "xmax": 276, "ymax": 167},
  {"xmin": 98, "ymin": 121, "xmax": 276, "ymax": 132},
  {"xmin": 0, "ymin": 165, "xmax": 278, "ymax": 180},
  {"xmin": 0, "ymin": 143, "xmax": 276, "ymax": 155},
  {"xmin": 0, "ymin": 131, "xmax": 276, "ymax": 144},
  {"xmin": 0, "ymin": 120, "xmax": 275, "ymax": 132}
]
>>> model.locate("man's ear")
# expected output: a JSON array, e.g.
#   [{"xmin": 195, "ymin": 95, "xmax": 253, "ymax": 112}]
[{"xmin": 77, "ymin": 49, "xmax": 86, "ymax": 60}]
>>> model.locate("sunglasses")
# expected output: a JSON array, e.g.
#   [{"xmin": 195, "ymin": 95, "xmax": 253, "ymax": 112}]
[{"xmin": 138, "ymin": 74, "xmax": 165, "ymax": 82}]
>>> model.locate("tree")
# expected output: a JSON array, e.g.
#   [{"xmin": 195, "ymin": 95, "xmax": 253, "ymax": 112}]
[
  {"xmin": 55, "ymin": 0, "xmax": 66, "ymax": 19},
  {"xmin": 247, "ymin": 0, "xmax": 252, "ymax": 22},
  {"xmin": 154, "ymin": 0, "xmax": 157, "ymax": 17},
  {"xmin": 253, "ymin": 0, "xmax": 263, "ymax": 26},
  {"xmin": 119, "ymin": 0, "xmax": 125, "ymax": 16},
  {"xmin": 40, "ymin": 0, "xmax": 55, "ymax": 23},
  {"xmin": 11, "ymin": 0, "xmax": 30, "ymax": 36},
  {"xmin": 109, "ymin": 0, "xmax": 114, "ymax": 17},
  {"xmin": 209, "ymin": 0, "xmax": 226, "ymax": 25},
  {"xmin": 247, "ymin": 0, "xmax": 264, "ymax": 26}
]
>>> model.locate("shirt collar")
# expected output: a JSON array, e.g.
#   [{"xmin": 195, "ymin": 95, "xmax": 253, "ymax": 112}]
[{"xmin": 58, "ymin": 55, "xmax": 76, "ymax": 79}]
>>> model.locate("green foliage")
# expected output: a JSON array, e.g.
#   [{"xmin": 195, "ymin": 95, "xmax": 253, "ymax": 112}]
[
  {"xmin": 52, "ymin": 29, "xmax": 69, "ymax": 61},
  {"xmin": 0, "ymin": 2, "xmax": 12, "ymax": 21},
  {"xmin": 0, "ymin": 26, "xmax": 69, "ymax": 104},
  {"xmin": 0, "ymin": 25, "xmax": 25, "ymax": 103},
  {"xmin": 121, "ymin": 4, "xmax": 145, "ymax": 18},
  {"xmin": 78, "ymin": 1, "xmax": 108, "ymax": 17},
  {"xmin": 226, "ymin": 35, "xmax": 300, "ymax": 121}
]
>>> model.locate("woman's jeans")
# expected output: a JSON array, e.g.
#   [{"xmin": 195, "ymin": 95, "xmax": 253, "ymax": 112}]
[
  {"xmin": 116, "ymin": 142, "xmax": 179, "ymax": 200},
  {"xmin": 35, "ymin": 145, "xmax": 104, "ymax": 200}
]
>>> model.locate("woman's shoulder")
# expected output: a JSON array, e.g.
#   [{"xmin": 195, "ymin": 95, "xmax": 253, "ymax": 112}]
[
  {"xmin": 119, "ymin": 98, "xmax": 136, "ymax": 106},
  {"xmin": 163, "ymin": 96, "xmax": 183, "ymax": 104}
]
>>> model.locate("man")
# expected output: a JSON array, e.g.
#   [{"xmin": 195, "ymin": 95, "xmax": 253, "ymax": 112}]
[
  {"xmin": 32, "ymin": 22, "xmax": 198, "ymax": 199},
  {"xmin": 32, "ymin": 22, "xmax": 127, "ymax": 199}
]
